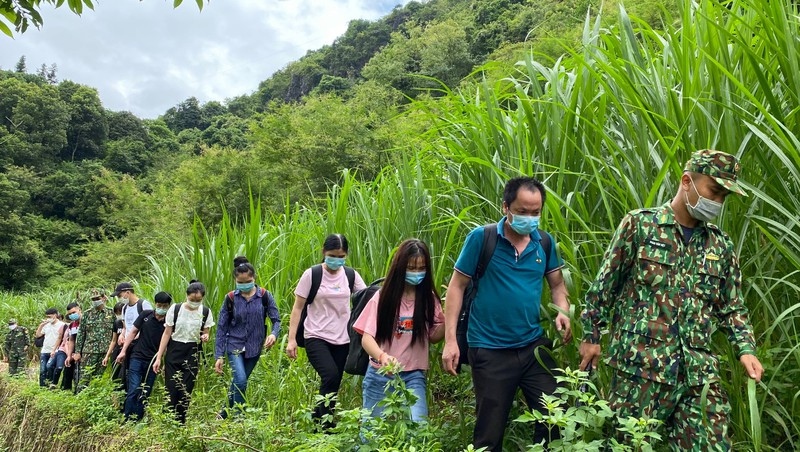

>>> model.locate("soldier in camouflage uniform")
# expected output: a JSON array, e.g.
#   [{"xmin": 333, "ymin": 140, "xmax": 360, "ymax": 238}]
[
  {"xmin": 580, "ymin": 150, "xmax": 764, "ymax": 451},
  {"xmin": 4, "ymin": 319, "xmax": 29, "ymax": 376},
  {"xmin": 73, "ymin": 290, "xmax": 115, "ymax": 392}
]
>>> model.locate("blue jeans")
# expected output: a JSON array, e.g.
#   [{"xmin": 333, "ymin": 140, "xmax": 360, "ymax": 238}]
[
  {"xmin": 222, "ymin": 352, "xmax": 260, "ymax": 417},
  {"xmin": 39, "ymin": 353, "xmax": 52, "ymax": 387},
  {"xmin": 362, "ymin": 365, "xmax": 428, "ymax": 421},
  {"xmin": 124, "ymin": 358, "xmax": 158, "ymax": 420},
  {"xmin": 48, "ymin": 350, "xmax": 67, "ymax": 385}
]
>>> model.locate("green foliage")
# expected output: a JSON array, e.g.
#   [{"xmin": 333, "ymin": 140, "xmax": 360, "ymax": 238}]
[{"xmin": 0, "ymin": 0, "xmax": 208, "ymax": 37}]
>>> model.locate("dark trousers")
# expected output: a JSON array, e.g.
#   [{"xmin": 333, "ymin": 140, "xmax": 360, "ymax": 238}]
[
  {"xmin": 469, "ymin": 337, "xmax": 560, "ymax": 451},
  {"xmin": 164, "ymin": 340, "xmax": 199, "ymax": 424},
  {"xmin": 124, "ymin": 357, "xmax": 158, "ymax": 421},
  {"xmin": 305, "ymin": 338, "xmax": 349, "ymax": 425},
  {"xmin": 60, "ymin": 364, "xmax": 75, "ymax": 391}
]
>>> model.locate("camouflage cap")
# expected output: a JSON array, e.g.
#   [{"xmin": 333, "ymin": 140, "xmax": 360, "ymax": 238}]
[
  {"xmin": 683, "ymin": 149, "xmax": 747, "ymax": 196},
  {"xmin": 8, "ymin": 318, "xmax": 17, "ymax": 325}
]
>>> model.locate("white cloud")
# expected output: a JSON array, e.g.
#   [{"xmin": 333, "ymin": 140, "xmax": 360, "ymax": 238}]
[{"xmin": 0, "ymin": 0, "xmax": 410, "ymax": 119}]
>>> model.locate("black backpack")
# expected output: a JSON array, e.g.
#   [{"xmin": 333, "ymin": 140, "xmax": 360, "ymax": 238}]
[
  {"xmin": 455, "ymin": 225, "xmax": 552, "ymax": 372},
  {"xmin": 295, "ymin": 264, "xmax": 355, "ymax": 348},
  {"xmin": 343, "ymin": 278, "xmax": 384, "ymax": 376}
]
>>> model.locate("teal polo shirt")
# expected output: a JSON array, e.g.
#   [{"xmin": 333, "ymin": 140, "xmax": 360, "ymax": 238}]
[{"xmin": 454, "ymin": 218, "xmax": 563, "ymax": 349}]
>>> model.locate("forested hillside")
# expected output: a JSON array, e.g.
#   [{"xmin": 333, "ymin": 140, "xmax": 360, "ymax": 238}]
[{"xmin": 0, "ymin": 0, "xmax": 672, "ymax": 290}]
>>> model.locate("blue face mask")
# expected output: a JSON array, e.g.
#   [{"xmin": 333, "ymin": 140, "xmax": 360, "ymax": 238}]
[
  {"xmin": 324, "ymin": 256, "xmax": 346, "ymax": 271},
  {"xmin": 405, "ymin": 271, "xmax": 426, "ymax": 286},
  {"xmin": 154, "ymin": 307, "xmax": 168, "ymax": 316},
  {"xmin": 236, "ymin": 282, "xmax": 255, "ymax": 292},
  {"xmin": 509, "ymin": 213, "xmax": 540, "ymax": 235},
  {"xmin": 68, "ymin": 313, "xmax": 80, "ymax": 321}
]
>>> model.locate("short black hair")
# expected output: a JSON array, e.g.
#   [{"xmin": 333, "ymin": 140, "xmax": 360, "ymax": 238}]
[
  {"xmin": 154, "ymin": 291, "xmax": 173, "ymax": 305},
  {"xmin": 66, "ymin": 302, "xmax": 79, "ymax": 311},
  {"xmin": 503, "ymin": 177, "xmax": 546, "ymax": 207},
  {"xmin": 113, "ymin": 302, "xmax": 125, "ymax": 315},
  {"xmin": 45, "ymin": 307, "xmax": 58, "ymax": 315}
]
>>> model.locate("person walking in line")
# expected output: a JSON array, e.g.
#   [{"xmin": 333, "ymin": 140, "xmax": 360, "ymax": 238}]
[
  {"xmin": 35, "ymin": 308, "xmax": 66, "ymax": 387},
  {"xmin": 153, "ymin": 281, "xmax": 214, "ymax": 424},
  {"xmin": 214, "ymin": 261, "xmax": 281, "ymax": 419},
  {"xmin": 286, "ymin": 233, "xmax": 367, "ymax": 430},
  {"xmin": 113, "ymin": 282, "xmax": 152, "ymax": 389},
  {"xmin": 353, "ymin": 238, "xmax": 445, "ymax": 421},
  {"xmin": 441, "ymin": 176, "xmax": 572, "ymax": 450},
  {"xmin": 73, "ymin": 290, "xmax": 115, "ymax": 392},
  {"xmin": 53, "ymin": 302, "xmax": 80, "ymax": 389},
  {"xmin": 117, "ymin": 292, "xmax": 172, "ymax": 421},
  {"xmin": 580, "ymin": 150, "xmax": 764, "ymax": 450},
  {"xmin": 4, "ymin": 318, "xmax": 30, "ymax": 376}
]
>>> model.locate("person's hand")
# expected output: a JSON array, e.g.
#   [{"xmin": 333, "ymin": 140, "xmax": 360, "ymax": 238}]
[
  {"xmin": 65, "ymin": 357, "xmax": 72, "ymax": 367},
  {"xmin": 555, "ymin": 312, "xmax": 572, "ymax": 343},
  {"xmin": 117, "ymin": 336, "xmax": 124, "ymax": 346},
  {"xmin": 579, "ymin": 341, "xmax": 601, "ymax": 371},
  {"xmin": 441, "ymin": 341, "xmax": 460, "ymax": 376},
  {"xmin": 740, "ymin": 354, "xmax": 764, "ymax": 383},
  {"xmin": 264, "ymin": 334, "xmax": 276, "ymax": 349},
  {"xmin": 214, "ymin": 358, "xmax": 224, "ymax": 374},
  {"xmin": 72, "ymin": 352, "xmax": 81, "ymax": 362},
  {"xmin": 200, "ymin": 333, "xmax": 209, "ymax": 343},
  {"xmin": 152, "ymin": 358, "xmax": 161, "ymax": 374},
  {"xmin": 102, "ymin": 356, "xmax": 109, "ymax": 367},
  {"xmin": 379, "ymin": 352, "xmax": 397, "ymax": 367},
  {"xmin": 286, "ymin": 340, "xmax": 298, "ymax": 360},
  {"xmin": 116, "ymin": 351, "xmax": 125, "ymax": 364}
]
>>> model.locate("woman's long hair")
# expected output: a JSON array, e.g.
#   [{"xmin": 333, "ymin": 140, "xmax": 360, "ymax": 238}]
[{"xmin": 374, "ymin": 239, "xmax": 439, "ymax": 347}]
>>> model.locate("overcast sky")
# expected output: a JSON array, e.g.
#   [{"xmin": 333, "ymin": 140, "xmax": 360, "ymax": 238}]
[{"xmin": 0, "ymin": 0, "xmax": 408, "ymax": 119}]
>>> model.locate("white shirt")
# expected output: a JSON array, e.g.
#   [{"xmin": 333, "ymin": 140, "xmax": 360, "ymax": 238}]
[
  {"xmin": 166, "ymin": 303, "xmax": 215, "ymax": 344},
  {"xmin": 41, "ymin": 320, "xmax": 66, "ymax": 354},
  {"xmin": 123, "ymin": 298, "xmax": 153, "ymax": 332}
]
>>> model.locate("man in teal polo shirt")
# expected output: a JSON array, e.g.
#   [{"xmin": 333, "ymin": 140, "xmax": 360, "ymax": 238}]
[{"xmin": 442, "ymin": 176, "xmax": 572, "ymax": 451}]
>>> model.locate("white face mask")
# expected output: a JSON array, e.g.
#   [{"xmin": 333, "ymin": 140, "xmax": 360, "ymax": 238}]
[
  {"xmin": 685, "ymin": 178, "xmax": 722, "ymax": 222},
  {"xmin": 8, "ymin": 325, "xmax": 16, "ymax": 331},
  {"xmin": 186, "ymin": 300, "xmax": 202, "ymax": 310}
]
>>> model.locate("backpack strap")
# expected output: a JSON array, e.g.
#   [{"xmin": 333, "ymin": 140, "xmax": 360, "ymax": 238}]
[
  {"xmin": 136, "ymin": 300, "xmax": 144, "ymax": 315},
  {"xmin": 475, "ymin": 224, "xmax": 499, "ymax": 281},
  {"xmin": 306, "ymin": 264, "xmax": 323, "ymax": 305},
  {"xmin": 539, "ymin": 229, "xmax": 553, "ymax": 267},
  {"xmin": 225, "ymin": 291, "xmax": 235, "ymax": 321},
  {"xmin": 201, "ymin": 306, "xmax": 210, "ymax": 333},
  {"xmin": 173, "ymin": 303, "xmax": 181, "ymax": 326},
  {"xmin": 344, "ymin": 266, "xmax": 355, "ymax": 293}
]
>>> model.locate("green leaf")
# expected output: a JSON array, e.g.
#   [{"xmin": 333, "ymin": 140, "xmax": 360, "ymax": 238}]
[
  {"xmin": 195, "ymin": 0, "xmax": 204, "ymax": 11},
  {"xmin": 82, "ymin": 0, "xmax": 95, "ymax": 11},
  {"xmin": 0, "ymin": 19, "xmax": 12, "ymax": 37},
  {"xmin": 174, "ymin": 0, "xmax": 183, "ymax": 7}
]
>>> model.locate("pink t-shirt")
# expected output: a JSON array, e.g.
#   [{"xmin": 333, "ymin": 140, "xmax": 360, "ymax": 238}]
[
  {"xmin": 295, "ymin": 266, "xmax": 367, "ymax": 345},
  {"xmin": 353, "ymin": 289, "xmax": 444, "ymax": 372}
]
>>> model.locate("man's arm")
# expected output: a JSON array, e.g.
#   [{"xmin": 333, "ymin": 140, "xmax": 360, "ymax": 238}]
[
  {"xmin": 442, "ymin": 270, "xmax": 470, "ymax": 375},
  {"xmin": 545, "ymin": 269, "xmax": 572, "ymax": 343},
  {"xmin": 716, "ymin": 245, "xmax": 763, "ymax": 382}
]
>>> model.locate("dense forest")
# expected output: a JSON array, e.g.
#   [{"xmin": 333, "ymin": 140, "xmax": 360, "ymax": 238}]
[{"xmin": 1, "ymin": 0, "xmax": 799, "ymax": 450}]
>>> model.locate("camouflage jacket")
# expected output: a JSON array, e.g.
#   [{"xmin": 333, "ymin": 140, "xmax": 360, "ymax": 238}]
[
  {"xmin": 582, "ymin": 203, "xmax": 756, "ymax": 386},
  {"xmin": 75, "ymin": 306, "xmax": 114, "ymax": 356},
  {"xmin": 4, "ymin": 327, "xmax": 29, "ymax": 355}
]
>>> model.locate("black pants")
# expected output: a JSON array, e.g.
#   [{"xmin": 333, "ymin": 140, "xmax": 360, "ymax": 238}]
[
  {"xmin": 305, "ymin": 338, "xmax": 349, "ymax": 425},
  {"xmin": 469, "ymin": 337, "xmax": 560, "ymax": 451},
  {"xmin": 164, "ymin": 340, "xmax": 200, "ymax": 424}
]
